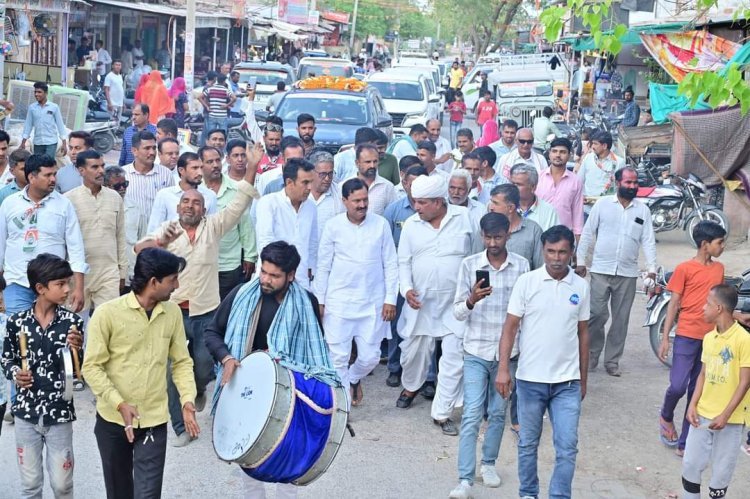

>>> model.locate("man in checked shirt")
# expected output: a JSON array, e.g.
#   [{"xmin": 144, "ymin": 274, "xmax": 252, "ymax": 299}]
[{"xmin": 448, "ymin": 212, "xmax": 530, "ymax": 499}]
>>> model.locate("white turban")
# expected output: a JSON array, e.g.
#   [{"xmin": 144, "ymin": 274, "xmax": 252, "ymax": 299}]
[{"xmin": 411, "ymin": 175, "xmax": 448, "ymax": 200}]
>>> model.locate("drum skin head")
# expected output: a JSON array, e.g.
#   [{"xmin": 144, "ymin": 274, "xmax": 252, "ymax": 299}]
[{"xmin": 213, "ymin": 352, "xmax": 280, "ymax": 461}]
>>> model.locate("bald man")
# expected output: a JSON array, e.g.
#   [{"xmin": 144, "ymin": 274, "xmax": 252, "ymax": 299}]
[
  {"xmin": 496, "ymin": 128, "xmax": 547, "ymax": 183},
  {"xmin": 135, "ymin": 142, "xmax": 262, "ymax": 446},
  {"xmin": 426, "ymin": 119, "xmax": 453, "ymax": 173}
]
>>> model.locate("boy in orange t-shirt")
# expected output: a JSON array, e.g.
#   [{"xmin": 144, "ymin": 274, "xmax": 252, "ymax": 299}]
[{"xmin": 658, "ymin": 221, "xmax": 726, "ymax": 455}]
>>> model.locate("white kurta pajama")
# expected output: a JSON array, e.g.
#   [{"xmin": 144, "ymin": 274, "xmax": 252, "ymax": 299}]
[
  {"xmin": 315, "ymin": 213, "xmax": 399, "ymax": 393},
  {"xmin": 397, "ymin": 204, "xmax": 481, "ymax": 421}
]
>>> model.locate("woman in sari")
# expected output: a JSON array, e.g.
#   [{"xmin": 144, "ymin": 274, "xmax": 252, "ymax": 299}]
[
  {"xmin": 476, "ymin": 119, "xmax": 499, "ymax": 147},
  {"xmin": 167, "ymin": 77, "xmax": 189, "ymax": 127},
  {"xmin": 139, "ymin": 71, "xmax": 175, "ymax": 124}
]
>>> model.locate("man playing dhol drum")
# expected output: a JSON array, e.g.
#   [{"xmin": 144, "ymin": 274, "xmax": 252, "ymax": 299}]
[{"xmin": 205, "ymin": 241, "xmax": 340, "ymax": 499}]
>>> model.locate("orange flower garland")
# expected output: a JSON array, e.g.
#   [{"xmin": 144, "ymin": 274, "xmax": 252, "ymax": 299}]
[{"xmin": 296, "ymin": 76, "xmax": 367, "ymax": 92}]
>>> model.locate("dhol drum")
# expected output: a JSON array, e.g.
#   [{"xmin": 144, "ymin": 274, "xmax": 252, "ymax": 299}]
[{"xmin": 212, "ymin": 351, "xmax": 349, "ymax": 485}]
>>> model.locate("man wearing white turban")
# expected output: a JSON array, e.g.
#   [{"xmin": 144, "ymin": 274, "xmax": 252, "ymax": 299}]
[{"xmin": 395, "ymin": 175, "xmax": 482, "ymax": 435}]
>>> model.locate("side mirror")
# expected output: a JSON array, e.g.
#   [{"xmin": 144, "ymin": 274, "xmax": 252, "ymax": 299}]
[
  {"xmin": 254, "ymin": 109, "xmax": 270, "ymax": 123},
  {"xmin": 377, "ymin": 118, "xmax": 393, "ymax": 127},
  {"xmin": 436, "ymin": 88, "xmax": 446, "ymax": 95},
  {"xmin": 428, "ymin": 94, "xmax": 440, "ymax": 103}
]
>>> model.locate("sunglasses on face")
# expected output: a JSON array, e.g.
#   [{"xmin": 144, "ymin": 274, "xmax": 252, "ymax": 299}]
[
  {"xmin": 112, "ymin": 181, "xmax": 129, "ymax": 190},
  {"xmin": 517, "ymin": 139, "xmax": 534, "ymax": 145}
]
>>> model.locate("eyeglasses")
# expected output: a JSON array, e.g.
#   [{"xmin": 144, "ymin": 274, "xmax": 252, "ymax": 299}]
[
  {"xmin": 265, "ymin": 123, "xmax": 283, "ymax": 133},
  {"xmin": 112, "ymin": 181, "xmax": 129, "ymax": 190},
  {"xmin": 517, "ymin": 139, "xmax": 534, "ymax": 145},
  {"xmin": 316, "ymin": 171, "xmax": 334, "ymax": 180}
]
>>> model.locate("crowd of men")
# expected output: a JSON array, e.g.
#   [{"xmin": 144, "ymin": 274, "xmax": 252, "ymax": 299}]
[{"xmin": 0, "ymin": 81, "xmax": 746, "ymax": 499}]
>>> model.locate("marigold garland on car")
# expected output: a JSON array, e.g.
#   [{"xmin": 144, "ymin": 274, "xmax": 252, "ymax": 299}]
[{"xmin": 296, "ymin": 76, "xmax": 367, "ymax": 92}]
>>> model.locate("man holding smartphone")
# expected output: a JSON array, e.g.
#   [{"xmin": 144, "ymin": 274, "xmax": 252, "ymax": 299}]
[{"xmin": 448, "ymin": 213, "xmax": 530, "ymax": 499}]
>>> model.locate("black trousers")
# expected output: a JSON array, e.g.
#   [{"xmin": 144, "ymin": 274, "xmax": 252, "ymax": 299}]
[
  {"xmin": 94, "ymin": 414, "xmax": 167, "ymax": 499},
  {"xmin": 218, "ymin": 266, "xmax": 244, "ymax": 302},
  {"xmin": 0, "ymin": 403, "xmax": 5, "ymax": 437}
]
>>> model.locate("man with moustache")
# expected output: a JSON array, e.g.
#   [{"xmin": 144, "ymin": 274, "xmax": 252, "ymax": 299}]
[
  {"xmin": 496, "ymin": 225, "xmax": 590, "ymax": 499},
  {"xmin": 497, "ymin": 128, "xmax": 547, "ymax": 182},
  {"xmin": 135, "ymin": 144, "xmax": 260, "ymax": 446},
  {"xmin": 576, "ymin": 167, "xmax": 657, "ymax": 376},
  {"xmin": 255, "ymin": 158, "xmax": 318, "ymax": 292},
  {"xmin": 354, "ymin": 144, "xmax": 397, "ymax": 216},
  {"xmin": 315, "ymin": 178, "xmax": 398, "ymax": 406},
  {"xmin": 448, "ymin": 169, "xmax": 485, "ymax": 228},
  {"xmin": 147, "ymin": 151, "xmax": 218, "ymax": 232},
  {"xmin": 156, "ymin": 138, "xmax": 181, "ymax": 183},
  {"xmin": 258, "ymin": 136, "xmax": 306, "ymax": 195},
  {"xmin": 308, "ymin": 150, "xmax": 344, "ymax": 242},
  {"xmin": 425, "ymin": 119, "xmax": 453, "ymax": 173},
  {"xmin": 296, "ymin": 114, "xmax": 317, "ymax": 156},
  {"xmin": 202, "ymin": 142, "xmax": 258, "ymax": 299},
  {"xmin": 488, "ymin": 119, "xmax": 518, "ymax": 158},
  {"xmin": 535, "ymin": 138, "xmax": 584, "ymax": 240},
  {"xmin": 65, "ymin": 150, "xmax": 127, "ymax": 321}
]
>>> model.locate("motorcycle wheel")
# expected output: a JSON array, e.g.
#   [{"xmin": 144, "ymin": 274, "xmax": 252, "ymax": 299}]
[
  {"xmin": 93, "ymin": 132, "xmax": 115, "ymax": 155},
  {"xmin": 685, "ymin": 209, "xmax": 730, "ymax": 247},
  {"xmin": 649, "ymin": 306, "xmax": 676, "ymax": 368}
]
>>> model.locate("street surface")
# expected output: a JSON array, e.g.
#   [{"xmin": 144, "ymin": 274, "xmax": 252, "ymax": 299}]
[{"xmin": 2, "ymin": 118, "xmax": 749, "ymax": 498}]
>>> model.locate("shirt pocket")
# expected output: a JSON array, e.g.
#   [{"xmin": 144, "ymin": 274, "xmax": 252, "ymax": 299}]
[
  {"xmin": 38, "ymin": 212, "xmax": 66, "ymax": 236},
  {"xmin": 628, "ymin": 218, "xmax": 644, "ymax": 241},
  {"xmin": 439, "ymin": 232, "xmax": 470, "ymax": 257}
]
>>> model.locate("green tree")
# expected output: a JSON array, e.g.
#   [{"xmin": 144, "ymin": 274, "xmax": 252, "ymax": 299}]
[
  {"xmin": 539, "ymin": 0, "xmax": 750, "ymax": 113},
  {"xmin": 433, "ymin": 0, "xmax": 527, "ymax": 54}
]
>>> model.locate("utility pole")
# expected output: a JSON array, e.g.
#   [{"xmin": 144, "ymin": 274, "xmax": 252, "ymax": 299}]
[
  {"xmin": 184, "ymin": 0, "xmax": 196, "ymax": 93},
  {"xmin": 349, "ymin": 0, "xmax": 359, "ymax": 50}
]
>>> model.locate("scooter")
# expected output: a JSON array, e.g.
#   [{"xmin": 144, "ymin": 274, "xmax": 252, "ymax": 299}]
[
  {"xmin": 184, "ymin": 113, "xmax": 252, "ymax": 147},
  {"xmin": 644, "ymin": 267, "xmax": 750, "ymax": 367}
]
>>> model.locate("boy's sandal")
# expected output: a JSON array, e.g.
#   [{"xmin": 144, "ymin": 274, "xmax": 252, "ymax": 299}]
[{"xmin": 659, "ymin": 417, "xmax": 679, "ymax": 447}]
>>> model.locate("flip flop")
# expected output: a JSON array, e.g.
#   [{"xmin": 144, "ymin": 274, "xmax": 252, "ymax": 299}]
[
  {"xmin": 350, "ymin": 381, "xmax": 363, "ymax": 407},
  {"xmin": 510, "ymin": 426, "xmax": 520, "ymax": 442},
  {"xmin": 659, "ymin": 417, "xmax": 679, "ymax": 447}
]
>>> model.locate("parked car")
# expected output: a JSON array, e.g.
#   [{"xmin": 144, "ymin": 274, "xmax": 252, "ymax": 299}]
[
  {"xmin": 232, "ymin": 61, "xmax": 296, "ymax": 111},
  {"xmin": 257, "ymin": 85, "xmax": 392, "ymax": 155},
  {"xmin": 388, "ymin": 65, "xmax": 445, "ymax": 121},
  {"xmin": 297, "ymin": 57, "xmax": 355, "ymax": 80},
  {"xmin": 366, "ymin": 69, "xmax": 441, "ymax": 135}
]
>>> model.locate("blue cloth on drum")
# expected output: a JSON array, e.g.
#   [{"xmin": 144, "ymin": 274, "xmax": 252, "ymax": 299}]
[
  {"xmin": 243, "ymin": 371, "xmax": 333, "ymax": 483},
  {"xmin": 212, "ymin": 279, "xmax": 341, "ymax": 413}
]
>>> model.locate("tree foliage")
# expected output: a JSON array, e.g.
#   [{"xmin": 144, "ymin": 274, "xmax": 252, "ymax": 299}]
[
  {"xmin": 539, "ymin": 0, "xmax": 750, "ymax": 113},
  {"xmin": 319, "ymin": 0, "xmax": 436, "ymax": 42},
  {"xmin": 433, "ymin": 0, "xmax": 527, "ymax": 54}
]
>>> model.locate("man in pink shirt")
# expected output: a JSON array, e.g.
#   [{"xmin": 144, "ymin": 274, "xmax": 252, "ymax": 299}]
[{"xmin": 536, "ymin": 137, "xmax": 584, "ymax": 241}]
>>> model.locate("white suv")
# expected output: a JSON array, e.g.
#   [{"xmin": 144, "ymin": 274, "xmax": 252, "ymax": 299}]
[{"xmin": 366, "ymin": 69, "xmax": 441, "ymax": 135}]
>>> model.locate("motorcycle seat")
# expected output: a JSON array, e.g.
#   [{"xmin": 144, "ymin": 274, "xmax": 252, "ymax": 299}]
[
  {"xmin": 227, "ymin": 117, "xmax": 244, "ymax": 128},
  {"xmin": 637, "ymin": 186, "xmax": 656, "ymax": 197}
]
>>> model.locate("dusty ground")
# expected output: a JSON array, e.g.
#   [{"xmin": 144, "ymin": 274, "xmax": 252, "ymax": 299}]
[{"xmin": 1, "ymin": 225, "xmax": 749, "ymax": 498}]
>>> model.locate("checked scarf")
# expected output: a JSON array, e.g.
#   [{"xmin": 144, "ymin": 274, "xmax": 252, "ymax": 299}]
[{"xmin": 211, "ymin": 278, "xmax": 341, "ymax": 412}]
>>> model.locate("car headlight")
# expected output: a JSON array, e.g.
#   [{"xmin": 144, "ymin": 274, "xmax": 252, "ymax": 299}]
[{"xmin": 511, "ymin": 107, "xmax": 521, "ymax": 117}]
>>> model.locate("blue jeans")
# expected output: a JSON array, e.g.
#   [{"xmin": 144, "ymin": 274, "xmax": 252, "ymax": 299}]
[
  {"xmin": 450, "ymin": 121, "xmax": 462, "ymax": 148},
  {"xmin": 167, "ymin": 310, "xmax": 215, "ymax": 435},
  {"xmin": 15, "ymin": 419, "xmax": 74, "ymax": 498},
  {"xmin": 516, "ymin": 379, "xmax": 581, "ymax": 499},
  {"xmin": 458, "ymin": 354, "xmax": 509, "ymax": 483},
  {"xmin": 203, "ymin": 116, "xmax": 227, "ymax": 144},
  {"xmin": 4, "ymin": 283, "xmax": 36, "ymax": 314}
]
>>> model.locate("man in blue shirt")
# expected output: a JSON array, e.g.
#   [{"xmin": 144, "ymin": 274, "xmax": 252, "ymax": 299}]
[
  {"xmin": 119, "ymin": 103, "xmax": 157, "ymax": 166},
  {"xmin": 0, "ymin": 149, "xmax": 30, "ymax": 206},
  {"xmin": 382, "ymin": 163, "xmax": 427, "ymax": 387},
  {"xmin": 622, "ymin": 87, "xmax": 640, "ymax": 127},
  {"xmin": 229, "ymin": 70, "xmax": 246, "ymax": 118},
  {"xmin": 20, "ymin": 82, "xmax": 67, "ymax": 159}
]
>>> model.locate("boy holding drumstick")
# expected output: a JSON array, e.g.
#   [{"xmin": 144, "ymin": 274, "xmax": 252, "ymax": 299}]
[{"xmin": 1, "ymin": 253, "xmax": 83, "ymax": 498}]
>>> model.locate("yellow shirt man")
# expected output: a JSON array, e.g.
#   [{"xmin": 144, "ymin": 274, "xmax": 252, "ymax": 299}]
[{"xmin": 449, "ymin": 67, "xmax": 464, "ymax": 90}]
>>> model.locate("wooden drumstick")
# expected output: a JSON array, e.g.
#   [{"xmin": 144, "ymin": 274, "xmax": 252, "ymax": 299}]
[
  {"xmin": 70, "ymin": 325, "xmax": 83, "ymax": 382},
  {"xmin": 19, "ymin": 326, "xmax": 28, "ymax": 372}
]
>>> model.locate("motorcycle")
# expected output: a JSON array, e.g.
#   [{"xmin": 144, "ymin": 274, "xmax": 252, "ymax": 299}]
[
  {"xmin": 184, "ymin": 113, "xmax": 251, "ymax": 147},
  {"xmin": 644, "ymin": 267, "xmax": 750, "ymax": 367},
  {"xmin": 636, "ymin": 172, "xmax": 729, "ymax": 247}
]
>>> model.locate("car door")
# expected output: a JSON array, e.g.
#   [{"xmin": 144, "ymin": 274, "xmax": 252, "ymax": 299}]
[
  {"xmin": 372, "ymin": 93, "xmax": 393, "ymax": 140},
  {"xmin": 423, "ymin": 77, "xmax": 440, "ymax": 120}
]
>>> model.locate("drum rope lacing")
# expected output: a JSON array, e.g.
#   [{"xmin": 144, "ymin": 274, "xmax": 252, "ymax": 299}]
[{"xmin": 294, "ymin": 390, "xmax": 335, "ymax": 416}]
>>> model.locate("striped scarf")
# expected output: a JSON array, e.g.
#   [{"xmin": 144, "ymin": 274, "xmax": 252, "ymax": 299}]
[{"xmin": 211, "ymin": 278, "xmax": 341, "ymax": 412}]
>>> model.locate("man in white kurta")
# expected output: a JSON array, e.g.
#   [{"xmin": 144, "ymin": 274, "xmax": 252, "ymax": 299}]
[
  {"xmin": 396, "ymin": 175, "xmax": 481, "ymax": 435},
  {"xmin": 255, "ymin": 158, "xmax": 318, "ymax": 291},
  {"xmin": 315, "ymin": 178, "xmax": 398, "ymax": 406}
]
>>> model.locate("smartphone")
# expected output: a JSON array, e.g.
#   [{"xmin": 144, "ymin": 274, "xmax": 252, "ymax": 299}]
[
  {"xmin": 476, "ymin": 270, "xmax": 490, "ymax": 289},
  {"xmin": 247, "ymin": 76, "xmax": 257, "ymax": 90}
]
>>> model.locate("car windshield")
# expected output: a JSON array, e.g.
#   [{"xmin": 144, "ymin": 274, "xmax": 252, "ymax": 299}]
[
  {"xmin": 498, "ymin": 81, "xmax": 553, "ymax": 97},
  {"xmin": 276, "ymin": 95, "xmax": 369, "ymax": 125},
  {"xmin": 237, "ymin": 70, "xmax": 293, "ymax": 86},
  {"xmin": 298, "ymin": 64, "xmax": 353, "ymax": 79},
  {"xmin": 369, "ymin": 82, "xmax": 424, "ymax": 101}
]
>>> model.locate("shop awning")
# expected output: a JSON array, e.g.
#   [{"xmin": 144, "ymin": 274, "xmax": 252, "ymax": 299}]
[
  {"xmin": 87, "ymin": 0, "xmax": 234, "ymax": 28},
  {"xmin": 565, "ymin": 22, "xmax": 687, "ymax": 51}
]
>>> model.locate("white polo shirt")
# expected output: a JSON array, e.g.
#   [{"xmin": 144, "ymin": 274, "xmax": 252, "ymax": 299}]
[{"xmin": 507, "ymin": 265, "xmax": 590, "ymax": 384}]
